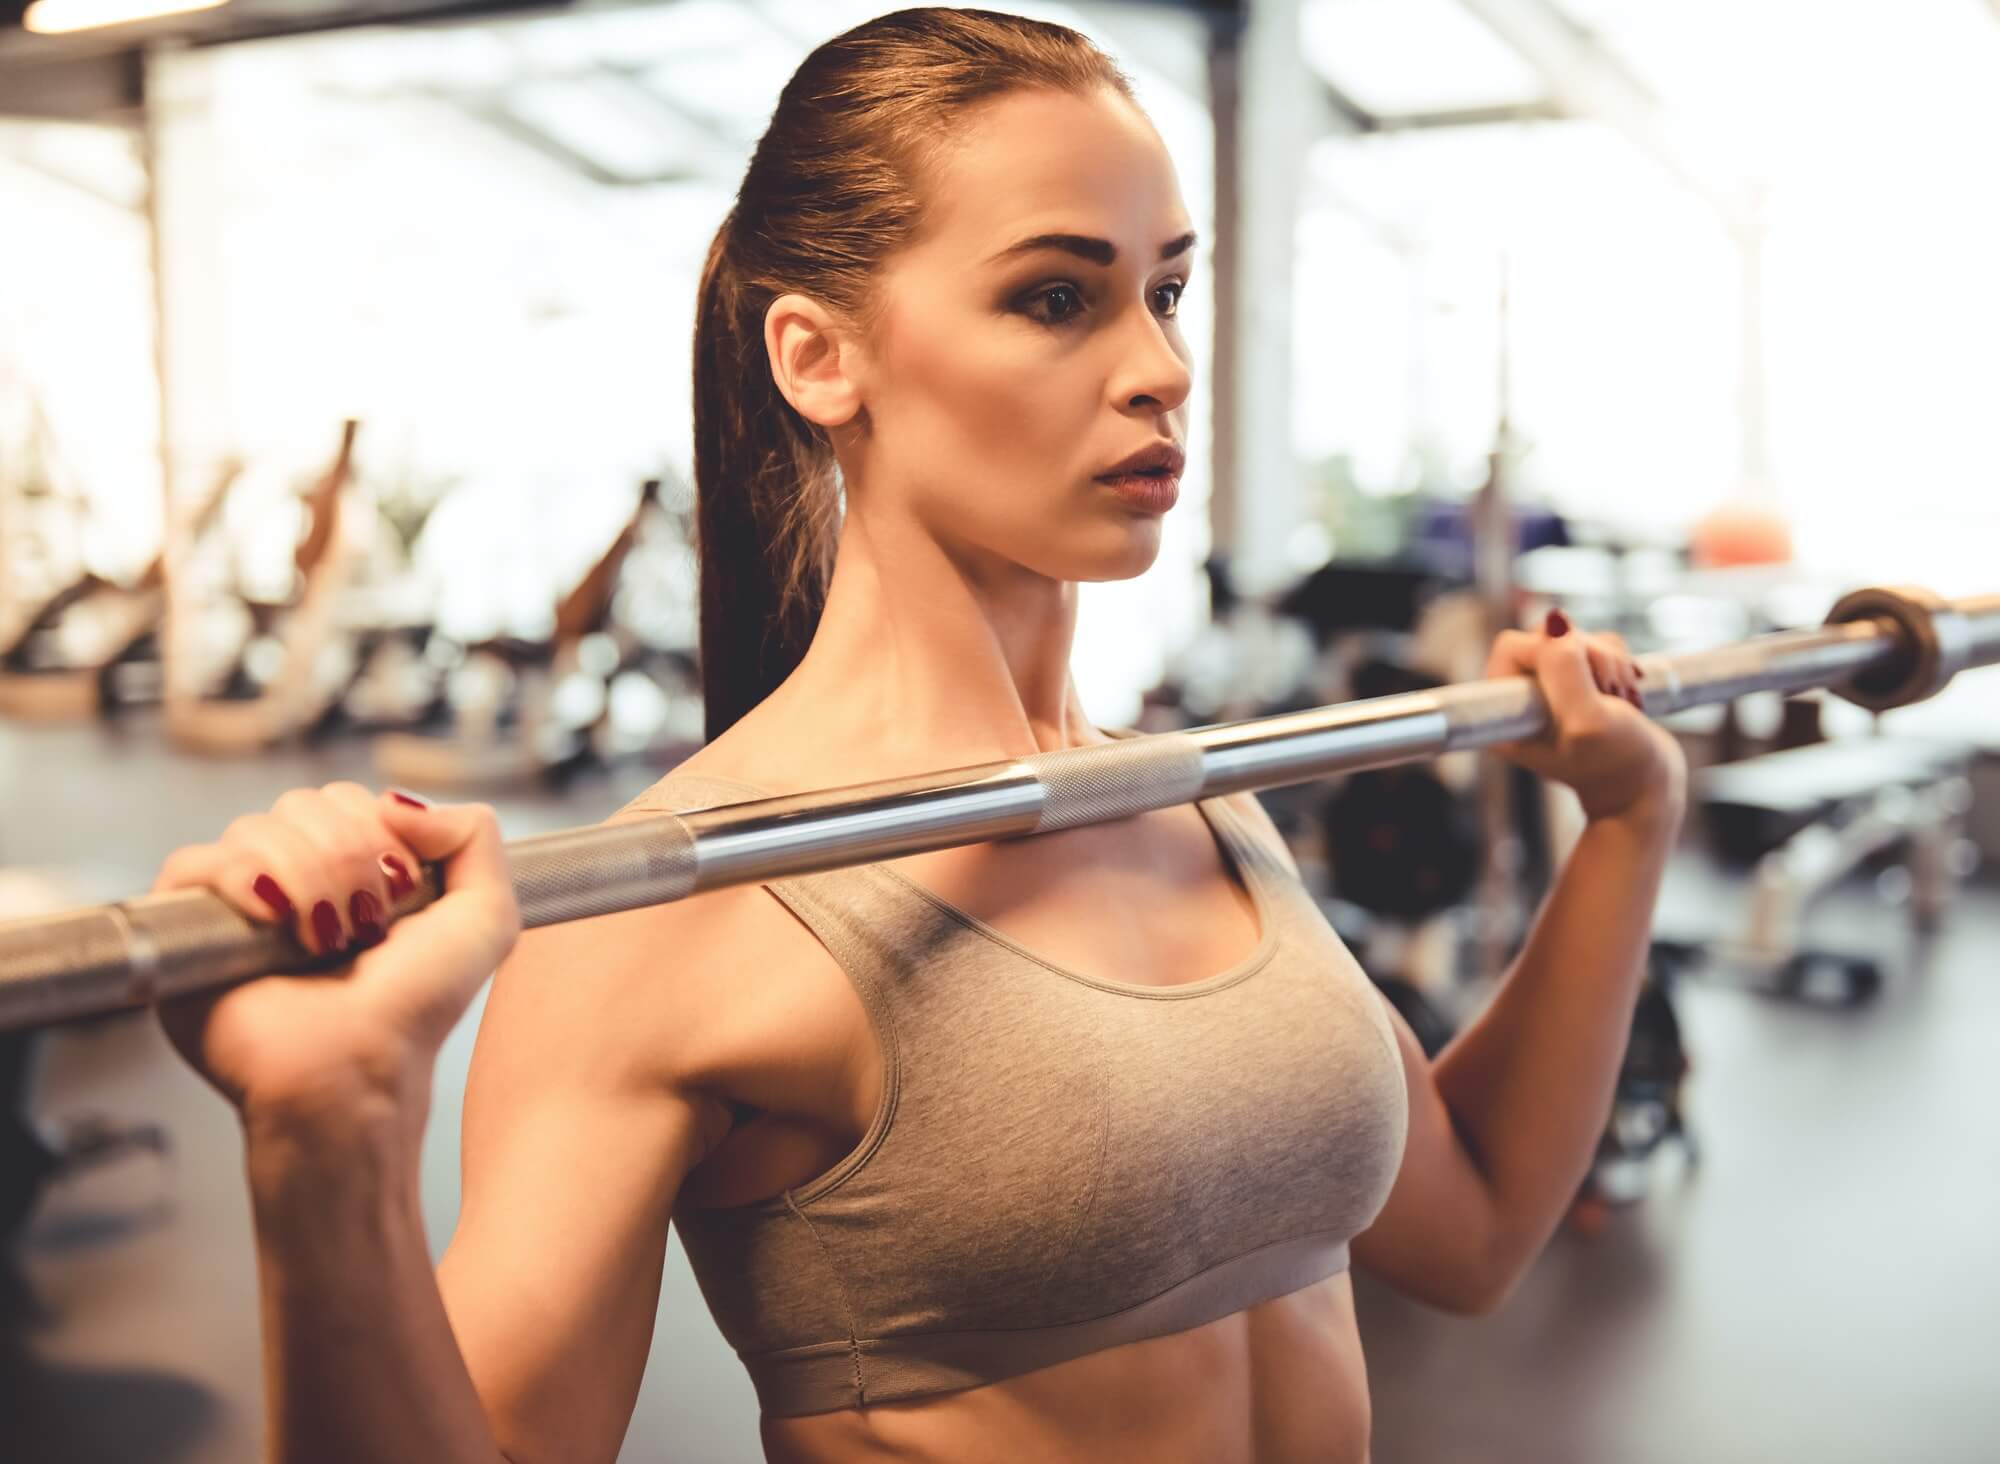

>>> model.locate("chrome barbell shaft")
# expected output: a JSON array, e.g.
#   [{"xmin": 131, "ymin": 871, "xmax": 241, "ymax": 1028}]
[{"xmin": 4, "ymin": 588, "xmax": 1997, "ymax": 1032}]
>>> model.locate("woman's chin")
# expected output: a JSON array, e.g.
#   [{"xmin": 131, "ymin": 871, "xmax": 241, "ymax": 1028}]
[{"xmin": 1061, "ymin": 525, "xmax": 1165, "ymax": 583}]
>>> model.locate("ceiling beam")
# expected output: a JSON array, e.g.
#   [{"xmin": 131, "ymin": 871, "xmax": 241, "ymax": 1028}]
[
  {"xmin": 1317, "ymin": 76, "xmax": 1378, "ymax": 133},
  {"xmin": 437, "ymin": 90, "xmax": 696, "ymax": 188},
  {"xmin": 1452, "ymin": 0, "xmax": 1757, "ymax": 240},
  {"xmin": 597, "ymin": 65, "xmax": 742, "ymax": 150},
  {"xmin": 1326, "ymin": 89, "xmax": 1567, "ymax": 135},
  {"xmin": 1374, "ymin": 98, "xmax": 1565, "ymax": 132}
]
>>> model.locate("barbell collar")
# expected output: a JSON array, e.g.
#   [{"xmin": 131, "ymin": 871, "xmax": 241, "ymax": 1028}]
[{"xmin": 1823, "ymin": 585, "xmax": 1976, "ymax": 712}]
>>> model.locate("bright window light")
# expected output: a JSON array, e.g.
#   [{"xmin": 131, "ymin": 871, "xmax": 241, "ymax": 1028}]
[
  {"xmin": 1300, "ymin": 0, "xmax": 1546, "ymax": 117},
  {"xmin": 509, "ymin": 0, "xmax": 775, "ymax": 73}
]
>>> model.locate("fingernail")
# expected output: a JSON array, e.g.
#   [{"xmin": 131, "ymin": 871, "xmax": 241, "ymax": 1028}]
[
  {"xmin": 253, "ymin": 874, "xmax": 295, "ymax": 921},
  {"xmin": 311, "ymin": 900, "xmax": 343, "ymax": 952},
  {"xmin": 390, "ymin": 790, "xmax": 428, "ymax": 810},
  {"xmin": 379, "ymin": 854, "xmax": 415, "ymax": 900},
  {"xmin": 349, "ymin": 890, "xmax": 383, "ymax": 947},
  {"xmin": 1545, "ymin": 609, "xmax": 1571, "ymax": 638}
]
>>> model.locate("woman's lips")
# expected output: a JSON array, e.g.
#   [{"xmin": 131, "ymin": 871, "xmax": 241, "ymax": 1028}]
[{"xmin": 1095, "ymin": 471, "xmax": 1180, "ymax": 514}]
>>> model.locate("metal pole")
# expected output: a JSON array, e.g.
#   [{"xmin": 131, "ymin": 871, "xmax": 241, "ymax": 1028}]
[
  {"xmin": 1471, "ymin": 252, "xmax": 1522, "ymax": 982},
  {"xmin": 4, "ymin": 589, "xmax": 1998, "ymax": 1032}
]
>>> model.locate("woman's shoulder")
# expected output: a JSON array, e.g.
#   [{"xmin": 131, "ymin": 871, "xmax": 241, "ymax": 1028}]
[
  {"xmin": 615, "ymin": 713, "xmax": 1140, "ymax": 822},
  {"xmin": 488, "ymin": 768, "xmax": 845, "ymax": 1099},
  {"xmin": 613, "ymin": 701, "xmax": 826, "ymax": 807}
]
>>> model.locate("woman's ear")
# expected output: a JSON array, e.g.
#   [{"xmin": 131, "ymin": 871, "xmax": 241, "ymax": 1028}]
[{"xmin": 765, "ymin": 293, "xmax": 864, "ymax": 428}]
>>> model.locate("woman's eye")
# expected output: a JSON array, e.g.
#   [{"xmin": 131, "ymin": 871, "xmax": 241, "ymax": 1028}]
[
  {"xmin": 1153, "ymin": 280, "xmax": 1185, "ymax": 317},
  {"xmin": 1024, "ymin": 284, "xmax": 1086, "ymax": 326}
]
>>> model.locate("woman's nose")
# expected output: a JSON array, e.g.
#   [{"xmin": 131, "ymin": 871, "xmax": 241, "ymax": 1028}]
[
  {"xmin": 1112, "ymin": 334, "xmax": 1184, "ymax": 414},
  {"xmin": 1117, "ymin": 317, "xmax": 1192, "ymax": 415}
]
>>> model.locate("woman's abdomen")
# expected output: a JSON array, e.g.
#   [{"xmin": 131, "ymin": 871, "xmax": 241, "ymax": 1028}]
[{"xmin": 759, "ymin": 1272, "xmax": 1370, "ymax": 1464}]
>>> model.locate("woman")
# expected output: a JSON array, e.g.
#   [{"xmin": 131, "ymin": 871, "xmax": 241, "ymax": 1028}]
[{"xmin": 154, "ymin": 10, "xmax": 1685, "ymax": 1462}]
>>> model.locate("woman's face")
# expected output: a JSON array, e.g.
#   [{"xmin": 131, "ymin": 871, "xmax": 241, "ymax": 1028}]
[{"xmin": 848, "ymin": 84, "xmax": 1196, "ymax": 584}]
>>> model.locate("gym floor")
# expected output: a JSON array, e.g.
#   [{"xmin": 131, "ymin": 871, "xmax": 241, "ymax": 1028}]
[{"xmin": 4, "ymin": 715, "xmax": 1996, "ymax": 1464}]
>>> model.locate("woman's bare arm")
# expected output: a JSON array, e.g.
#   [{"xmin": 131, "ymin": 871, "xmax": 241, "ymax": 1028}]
[
  {"xmin": 245, "ymin": 1085, "xmax": 512, "ymax": 1464},
  {"xmin": 1424, "ymin": 795, "xmax": 1682, "ymax": 1304},
  {"xmin": 436, "ymin": 898, "xmax": 739, "ymax": 1464},
  {"xmin": 239, "ymin": 885, "xmax": 753, "ymax": 1464}
]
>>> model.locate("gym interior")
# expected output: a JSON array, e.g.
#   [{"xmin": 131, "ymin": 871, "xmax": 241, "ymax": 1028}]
[{"xmin": 4, "ymin": 1, "xmax": 1999, "ymax": 1461}]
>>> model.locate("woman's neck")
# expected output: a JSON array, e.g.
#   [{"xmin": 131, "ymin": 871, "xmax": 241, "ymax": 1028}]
[{"xmin": 756, "ymin": 505, "xmax": 1101, "ymax": 771}]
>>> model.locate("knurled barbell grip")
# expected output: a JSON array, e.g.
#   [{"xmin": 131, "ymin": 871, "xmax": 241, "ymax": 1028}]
[
  {"xmin": 0, "ymin": 861, "xmax": 448, "ymax": 1031},
  {"xmin": 0, "ymin": 813, "xmax": 713, "ymax": 1029}
]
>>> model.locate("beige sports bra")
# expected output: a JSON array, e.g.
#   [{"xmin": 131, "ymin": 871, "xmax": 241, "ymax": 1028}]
[{"xmin": 620, "ymin": 770, "xmax": 1409, "ymax": 1417}]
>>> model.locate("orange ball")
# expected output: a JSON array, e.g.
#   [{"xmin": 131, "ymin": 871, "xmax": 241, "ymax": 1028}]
[{"xmin": 1689, "ymin": 504, "xmax": 1793, "ymax": 568}]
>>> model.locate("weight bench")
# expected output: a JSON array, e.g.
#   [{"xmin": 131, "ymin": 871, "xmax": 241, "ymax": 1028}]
[{"xmin": 1680, "ymin": 737, "xmax": 1977, "ymax": 1006}]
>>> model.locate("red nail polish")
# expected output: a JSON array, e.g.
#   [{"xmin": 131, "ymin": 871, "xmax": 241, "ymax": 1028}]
[
  {"xmin": 1545, "ymin": 609, "xmax": 1571, "ymax": 638},
  {"xmin": 312, "ymin": 900, "xmax": 343, "ymax": 952},
  {"xmin": 350, "ymin": 890, "xmax": 385, "ymax": 949},
  {"xmin": 390, "ymin": 791, "xmax": 428, "ymax": 810},
  {"xmin": 379, "ymin": 854, "xmax": 415, "ymax": 900},
  {"xmin": 253, "ymin": 874, "xmax": 295, "ymax": 921}
]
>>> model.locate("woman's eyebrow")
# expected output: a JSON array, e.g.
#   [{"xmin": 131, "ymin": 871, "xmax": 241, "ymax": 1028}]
[{"xmin": 987, "ymin": 230, "xmax": 1199, "ymax": 266}]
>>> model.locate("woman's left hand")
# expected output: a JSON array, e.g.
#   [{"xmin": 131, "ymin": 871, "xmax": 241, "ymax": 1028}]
[{"xmin": 1486, "ymin": 609, "xmax": 1688, "ymax": 824}]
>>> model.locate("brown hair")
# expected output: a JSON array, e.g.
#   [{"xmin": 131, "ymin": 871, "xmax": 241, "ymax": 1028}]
[{"xmin": 692, "ymin": 7, "xmax": 1133, "ymax": 740}]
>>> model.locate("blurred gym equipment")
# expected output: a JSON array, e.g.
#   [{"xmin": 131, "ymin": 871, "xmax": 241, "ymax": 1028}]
[
  {"xmin": 163, "ymin": 421, "xmax": 360, "ymax": 756},
  {"xmin": 0, "ymin": 872, "xmax": 169, "ymax": 1267},
  {"xmin": 0, "ymin": 560, "xmax": 167, "ymax": 723},
  {"xmin": 1679, "ymin": 740, "xmax": 1977, "ymax": 1007},
  {"xmin": 1565, "ymin": 951, "xmax": 1698, "ymax": 1236},
  {"xmin": 1271, "ymin": 566, "xmax": 1554, "ymax": 1051},
  {"xmin": 0, "ymin": 460, "xmax": 238, "ymax": 725},
  {"xmin": 372, "ymin": 476, "xmax": 699, "ymax": 792}
]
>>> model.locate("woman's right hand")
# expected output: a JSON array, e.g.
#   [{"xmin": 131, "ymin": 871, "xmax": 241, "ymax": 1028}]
[{"xmin": 149, "ymin": 785, "xmax": 522, "ymax": 1124}]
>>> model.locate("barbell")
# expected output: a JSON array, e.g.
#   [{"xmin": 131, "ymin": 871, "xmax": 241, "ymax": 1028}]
[{"xmin": 3, "ymin": 585, "xmax": 1997, "ymax": 1033}]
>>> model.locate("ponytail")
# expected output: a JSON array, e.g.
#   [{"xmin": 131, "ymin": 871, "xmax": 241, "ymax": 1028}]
[
  {"xmin": 689, "ymin": 8, "xmax": 1132, "ymax": 742},
  {"xmin": 692, "ymin": 220, "xmax": 838, "ymax": 741}
]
